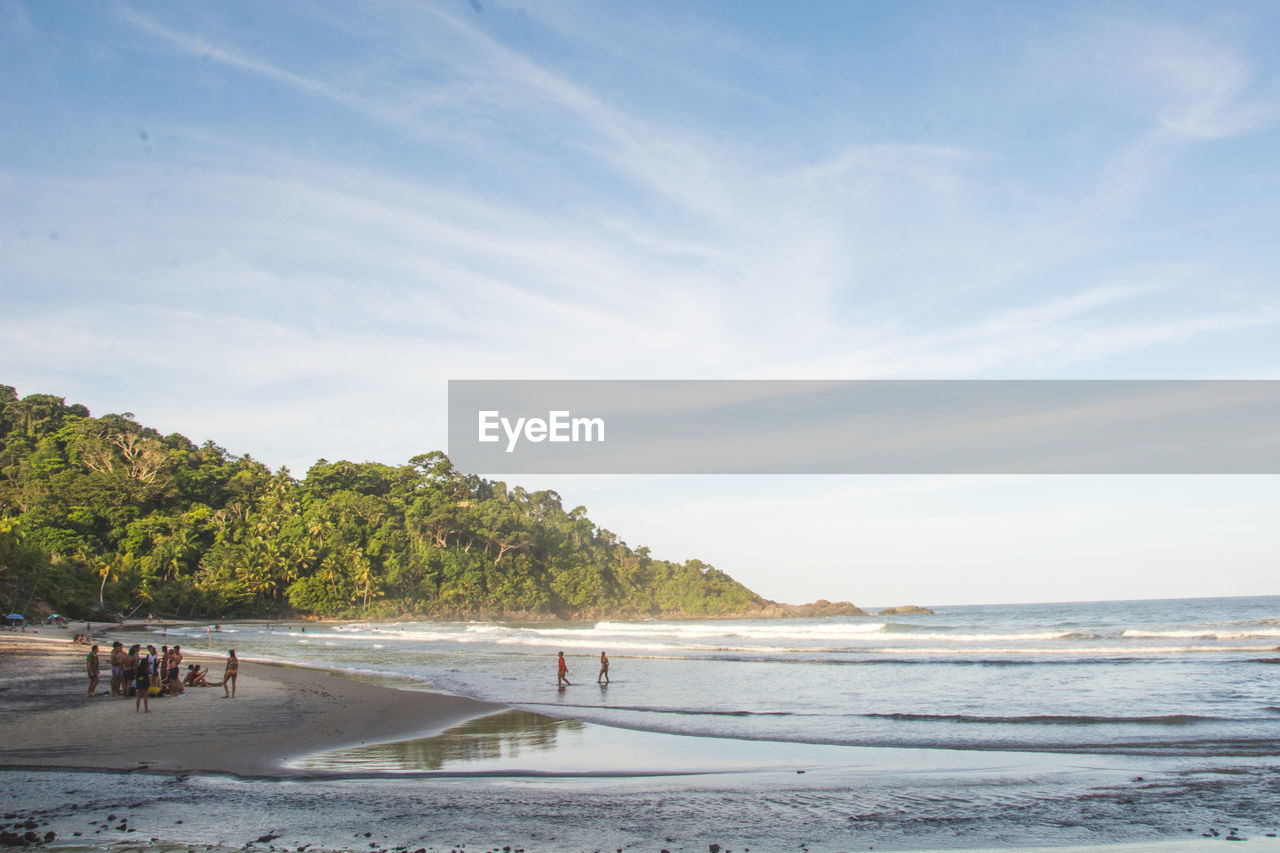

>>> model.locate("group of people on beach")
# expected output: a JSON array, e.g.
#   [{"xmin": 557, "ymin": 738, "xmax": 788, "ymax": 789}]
[
  {"xmin": 85, "ymin": 643, "xmax": 240, "ymax": 711},
  {"xmin": 85, "ymin": 637, "xmax": 599, "ymax": 704}
]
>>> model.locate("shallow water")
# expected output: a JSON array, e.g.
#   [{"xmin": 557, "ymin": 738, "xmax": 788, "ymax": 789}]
[{"xmin": 142, "ymin": 595, "xmax": 1280, "ymax": 757}]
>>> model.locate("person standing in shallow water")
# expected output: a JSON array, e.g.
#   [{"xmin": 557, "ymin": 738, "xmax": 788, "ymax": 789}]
[
  {"xmin": 597, "ymin": 651, "xmax": 610, "ymax": 685},
  {"xmin": 557, "ymin": 651, "xmax": 570, "ymax": 686}
]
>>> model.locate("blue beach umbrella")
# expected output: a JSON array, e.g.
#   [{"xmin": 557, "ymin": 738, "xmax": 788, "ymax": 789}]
[{"xmin": 6, "ymin": 613, "xmax": 23, "ymax": 620}]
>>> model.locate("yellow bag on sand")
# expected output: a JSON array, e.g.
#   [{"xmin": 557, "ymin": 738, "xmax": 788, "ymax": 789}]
[{"xmin": 148, "ymin": 686, "xmax": 160, "ymax": 696}]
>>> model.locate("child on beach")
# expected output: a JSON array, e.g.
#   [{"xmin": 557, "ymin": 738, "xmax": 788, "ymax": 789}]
[{"xmin": 597, "ymin": 651, "xmax": 609, "ymax": 685}]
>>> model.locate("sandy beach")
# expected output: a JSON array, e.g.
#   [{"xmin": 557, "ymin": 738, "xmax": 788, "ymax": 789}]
[
  {"xmin": 0, "ymin": 633, "xmax": 501, "ymax": 778},
  {"xmin": 5, "ymin": 630, "xmax": 1280, "ymax": 852}
]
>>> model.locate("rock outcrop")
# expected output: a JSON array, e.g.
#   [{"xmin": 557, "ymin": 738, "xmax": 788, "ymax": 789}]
[
  {"xmin": 877, "ymin": 605, "xmax": 934, "ymax": 615},
  {"xmin": 749, "ymin": 599, "xmax": 869, "ymax": 618}
]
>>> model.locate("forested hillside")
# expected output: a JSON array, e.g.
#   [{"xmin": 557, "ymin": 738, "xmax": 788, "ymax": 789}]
[{"xmin": 0, "ymin": 385, "xmax": 763, "ymax": 621}]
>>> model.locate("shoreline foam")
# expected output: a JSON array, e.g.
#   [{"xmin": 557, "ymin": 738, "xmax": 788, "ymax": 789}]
[{"xmin": 6, "ymin": 631, "xmax": 1280, "ymax": 852}]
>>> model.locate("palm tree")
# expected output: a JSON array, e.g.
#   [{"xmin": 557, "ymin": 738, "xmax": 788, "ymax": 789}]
[{"xmin": 97, "ymin": 553, "xmax": 128, "ymax": 611}]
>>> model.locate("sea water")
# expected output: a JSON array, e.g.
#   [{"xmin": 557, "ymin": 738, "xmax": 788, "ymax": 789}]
[{"xmin": 149, "ymin": 595, "xmax": 1280, "ymax": 758}]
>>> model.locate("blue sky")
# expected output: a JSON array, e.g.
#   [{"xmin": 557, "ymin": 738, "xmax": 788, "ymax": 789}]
[{"xmin": 4, "ymin": 1, "xmax": 1279, "ymax": 605}]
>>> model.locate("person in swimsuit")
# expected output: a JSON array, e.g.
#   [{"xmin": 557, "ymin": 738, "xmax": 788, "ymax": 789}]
[
  {"xmin": 86, "ymin": 645, "xmax": 100, "ymax": 697},
  {"xmin": 122, "ymin": 644, "xmax": 138, "ymax": 698},
  {"xmin": 145, "ymin": 645, "xmax": 159, "ymax": 694},
  {"xmin": 170, "ymin": 645, "xmax": 182, "ymax": 684},
  {"xmin": 557, "ymin": 651, "xmax": 570, "ymax": 687},
  {"xmin": 109, "ymin": 642, "xmax": 124, "ymax": 696},
  {"xmin": 597, "ymin": 651, "xmax": 610, "ymax": 685},
  {"xmin": 184, "ymin": 664, "xmax": 211, "ymax": 687},
  {"xmin": 222, "ymin": 650, "xmax": 239, "ymax": 698},
  {"xmin": 132, "ymin": 645, "xmax": 149, "ymax": 712}
]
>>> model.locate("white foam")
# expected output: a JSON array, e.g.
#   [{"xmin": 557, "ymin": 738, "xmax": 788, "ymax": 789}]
[{"xmin": 1123, "ymin": 629, "xmax": 1280, "ymax": 640}]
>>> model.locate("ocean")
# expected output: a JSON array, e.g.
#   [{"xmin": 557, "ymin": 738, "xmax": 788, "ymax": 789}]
[
  {"xmin": 10, "ymin": 596, "xmax": 1280, "ymax": 851},
  {"xmin": 150, "ymin": 594, "xmax": 1280, "ymax": 760}
]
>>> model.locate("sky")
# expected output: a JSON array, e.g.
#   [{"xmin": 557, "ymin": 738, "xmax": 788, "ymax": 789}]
[{"xmin": 3, "ymin": 1, "xmax": 1279, "ymax": 607}]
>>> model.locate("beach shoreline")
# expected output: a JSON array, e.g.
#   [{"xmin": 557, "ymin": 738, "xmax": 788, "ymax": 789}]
[
  {"xmin": 0, "ymin": 634, "xmax": 503, "ymax": 779},
  {"xmin": 5, "ymin": 630, "xmax": 1280, "ymax": 852}
]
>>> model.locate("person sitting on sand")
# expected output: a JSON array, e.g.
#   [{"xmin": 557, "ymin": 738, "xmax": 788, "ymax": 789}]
[
  {"xmin": 557, "ymin": 650, "xmax": 570, "ymax": 687},
  {"xmin": 597, "ymin": 651, "xmax": 610, "ymax": 685},
  {"xmin": 221, "ymin": 650, "xmax": 239, "ymax": 698},
  {"xmin": 184, "ymin": 664, "xmax": 212, "ymax": 687},
  {"xmin": 86, "ymin": 645, "xmax": 100, "ymax": 697}
]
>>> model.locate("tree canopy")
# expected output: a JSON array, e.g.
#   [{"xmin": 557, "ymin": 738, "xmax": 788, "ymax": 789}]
[{"xmin": 0, "ymin": 384, "xmax": 764, "ymax": 621}]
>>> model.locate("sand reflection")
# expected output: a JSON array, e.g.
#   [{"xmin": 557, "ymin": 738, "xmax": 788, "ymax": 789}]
[{"xmin": 294, "ymin": 710, "xmax": 583, "ymax": 771}]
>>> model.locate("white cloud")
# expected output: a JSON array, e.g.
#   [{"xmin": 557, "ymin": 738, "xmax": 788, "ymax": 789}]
[{"xmin": 7, "ymin": 3, "xmax": 1280, "ymax": 603}]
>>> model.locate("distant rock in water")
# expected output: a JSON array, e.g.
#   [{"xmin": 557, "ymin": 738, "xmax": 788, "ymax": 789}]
[
  {"xmin": 877, "ymin": 605, "xmax": 934, "ymax": 615},
  {"xmin": 749, "ymin": 599, "xmax": 869, "ymax": 618}
]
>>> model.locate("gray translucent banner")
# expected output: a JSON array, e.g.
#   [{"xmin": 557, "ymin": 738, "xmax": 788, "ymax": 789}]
[{"xmin": 447, "ymin": 380, "xmax": 1280, "ymax": 474}]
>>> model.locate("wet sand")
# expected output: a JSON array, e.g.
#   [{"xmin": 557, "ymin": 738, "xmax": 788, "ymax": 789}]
[
  {"xmin": 0, "ymin": 634, "xmax": 500, "ymax": 778},
  {"xmin": 5, "ymin": 632, "xmax": 1280, "ymax": 852}
]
